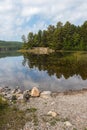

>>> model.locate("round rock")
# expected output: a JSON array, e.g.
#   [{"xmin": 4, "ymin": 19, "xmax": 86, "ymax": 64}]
[{"xmin": 31, "ymin": 87, "xmax": 40, "ymax": 97}]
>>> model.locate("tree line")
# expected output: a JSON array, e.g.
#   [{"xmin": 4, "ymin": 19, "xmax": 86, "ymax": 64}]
[
  {"xmin": 0, "ymin": 41, "xmax": 22, "ymax": 51},
  {"xmin": 22, "ymin": 21, "xmax": 87, "ymax": 51}
]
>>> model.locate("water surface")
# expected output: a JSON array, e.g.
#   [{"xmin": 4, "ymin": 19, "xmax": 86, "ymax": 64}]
[{"xmin": 0, "ymin": 51, "xmax": 87, "ymax": 92}]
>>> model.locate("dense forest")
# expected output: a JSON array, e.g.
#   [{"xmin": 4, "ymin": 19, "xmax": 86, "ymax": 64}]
[
  {"xmin": 0, "ymin": 41, "xmax": 22, "ymax": 51},
  {"xmin": 22, "ymin": 21, "xmax": 87, "ymax": 51}
]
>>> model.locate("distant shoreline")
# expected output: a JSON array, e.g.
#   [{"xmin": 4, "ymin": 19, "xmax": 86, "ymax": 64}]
[{"xmin": 19, "ymin": 48, "xmax": 87, "ymax": 54}]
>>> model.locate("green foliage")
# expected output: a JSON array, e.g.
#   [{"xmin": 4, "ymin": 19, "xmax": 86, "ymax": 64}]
[
  {"xmin": 73, "ymin": 128, "xmax": 77, "ymax": 130},
  {"xmin": 22, "ymin": 21, "xmax": 87, "ymax": 51},
  {"xmin": 0, "ymin": 105, "xmax": 27, "ymax": 130},
  {"xmin": 26, "ymin": 107, "xmax": 37, "ymax": 113},
  {"xmin": 0, "ymin": 97, "xmax": 39, "ymax": 130},
  {"xmin": 0, "ymin": 96, "xmax": 8, "ymax": 110}
]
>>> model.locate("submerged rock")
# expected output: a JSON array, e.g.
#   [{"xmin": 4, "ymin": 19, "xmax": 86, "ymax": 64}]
[{"xmin": 31, "ymin": 87, "xmax": 40, "ymax": 97}]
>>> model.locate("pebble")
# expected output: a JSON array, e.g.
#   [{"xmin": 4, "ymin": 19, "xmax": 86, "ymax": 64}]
[
  {"xmin": 47, "ymin": 111, "xmax": 57, "ymax": 117},
  {"xmin": 64, "ymin": 121, "xmax": 72, "ymax": 127}
]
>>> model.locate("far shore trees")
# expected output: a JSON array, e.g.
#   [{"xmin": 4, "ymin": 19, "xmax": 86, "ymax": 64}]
[{"xmin": 22, "ymin": 21, "xmax": 87, "ymax": 51}]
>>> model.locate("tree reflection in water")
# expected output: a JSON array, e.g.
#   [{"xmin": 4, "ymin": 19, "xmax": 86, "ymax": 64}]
[{"xmin": 22, "ymin": 52, "xmax": 87, "ymax": 80}]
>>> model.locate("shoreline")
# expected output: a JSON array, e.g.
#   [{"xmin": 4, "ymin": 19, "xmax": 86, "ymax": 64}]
[
  {"xmin": 1, "ymin": 85, "xmax": 87, "ymax": 96},
  {"xmin": 0, "ymin": 86, "xmax": 87, "ymax": 130},
  {"xmin": 51, "ymin": 88, "xmax": 87, "ymax": 96}
]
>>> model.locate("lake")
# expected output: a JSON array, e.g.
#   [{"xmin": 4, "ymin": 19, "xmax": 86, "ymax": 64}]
[{"xmin": 0, "ymin": 51, "xmax": 87, "ymax": 92}]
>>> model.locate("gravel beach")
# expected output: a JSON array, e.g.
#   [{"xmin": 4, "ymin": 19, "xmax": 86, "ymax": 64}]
[
  {"xmin": 18, "ymin": 90, "xmax": 87, "ymax": 130},
  {"xmin": 0, "ymin": 86, "xmax": 87, "ymax": 130}
]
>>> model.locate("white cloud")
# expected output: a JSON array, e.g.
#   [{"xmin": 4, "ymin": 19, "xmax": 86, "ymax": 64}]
[
  {"xmin": 0, "ymin": 0, "xmax": 12, "ymax": 12},
  {"xmin": 0, "ymin": 0, "xmax": 87, "ymax": 41},
  {"xmin": 22, "ymin": 7, "xmax": 40, "ymax": 16}
]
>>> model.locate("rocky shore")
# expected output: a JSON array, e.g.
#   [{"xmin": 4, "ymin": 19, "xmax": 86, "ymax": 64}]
[
  {"xmin": 0, "ymin": 86, "xmax": 87, "ymax": 130},
  {"xmin": 19, "ymin": 47, "xmax": 55, "ymax": 54}
]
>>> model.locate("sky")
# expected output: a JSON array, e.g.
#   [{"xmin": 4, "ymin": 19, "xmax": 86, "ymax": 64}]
[{"xmin": 0, "ymin": 0, "xmax": 87, "ymax": 41}]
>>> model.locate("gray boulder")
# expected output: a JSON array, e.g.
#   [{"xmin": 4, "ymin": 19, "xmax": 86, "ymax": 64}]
[{"xmin": 23, "ymin": 90, "xmax": 30, "ymax": 101}]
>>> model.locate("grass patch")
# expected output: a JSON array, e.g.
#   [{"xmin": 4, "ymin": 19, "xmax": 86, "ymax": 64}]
[
  {"xmin": 26, "ymin": 107, "xmax": 38, "ymax": 126},
  {"xmin": 61, "ymin": 117, "xmax": 69, "ymax": 122},
  {"xmin": 26, "ymin": 107, "xmax": 37, "ymax": 113},
  {"xmin": 42, "ymin": 115, "xmax": 60, "ymax": 126},
  {"xmin": 50, "ymin": 120, "xmax": 56, "ymax": 126},
  {"xmin": 73, "ymin": 128, "xmax": 77, "ymax": 130},
  {"xmin": 0, "ymin": 106, "xmax": 26, "ymax": 130},
  {"xmin": 0, "ymin": 96, "xmax": 8, "ymax": 110},
  {"xmin": 0, "ymin": 96, "xmax": 39, "ymax": 129},
  {"xmin": 49, "ymin": 117, "xmax": 60, "ymax": 126},
  {"xmin": 32, "ymin": 114, "xmax": 38, "ymax": 126}
]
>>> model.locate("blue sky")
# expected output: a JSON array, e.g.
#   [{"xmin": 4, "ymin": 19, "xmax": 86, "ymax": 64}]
[{"xmin": 0, "ymin": 0, "xmax": 87, "ymax": 41}]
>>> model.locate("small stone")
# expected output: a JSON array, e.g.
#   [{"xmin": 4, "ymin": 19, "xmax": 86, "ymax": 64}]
[
  {"xmin": 11, "ymin": 89, "xmax": 15, "ymax": 94},
  {"xmin": 1, "ymin": 92, "xmax": 6, "ymax": 96},
  {"xmin": 64, "ymin": 121, "xmax": 72, "ymax": 127},
  {"xmin": 11, "ymin": 95, "xmax": 17, "ymax": 101},
  {"xmin": 51, "ymin": 102, "xmax": 55, "ymax": 105},
  {"xmin": 16, "ymin": 89, "xmax": 22, "ymax": 94},
  {"xmin": 47, "ymin": 111, "xmax": 57, "ymax": 117},
  {"xmin": 31, "ymin": 87, "xmax": 40, "ymax": 97},
  {"xmin": 17, "ymin": 94, "xmax": 23, "ymax": 100},
  {"xmin": 1, "ymin": 86, "xmax": 11, "ymax": 93},
  {"xmin": 4, "ymin": 94, "xmax": 12, "ymax": 100},
  {"xmin": 40, "ymin": 91, "xmax": 52, "ymax": 98},
  {"xmin": 11, "ymin": 88, "xmax": 22, "ymax": 94}
]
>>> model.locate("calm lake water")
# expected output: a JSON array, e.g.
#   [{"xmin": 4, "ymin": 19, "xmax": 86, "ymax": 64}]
[{"xmin": 0, "ymin": 51, "xmax": 87, "ymax": 92}]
